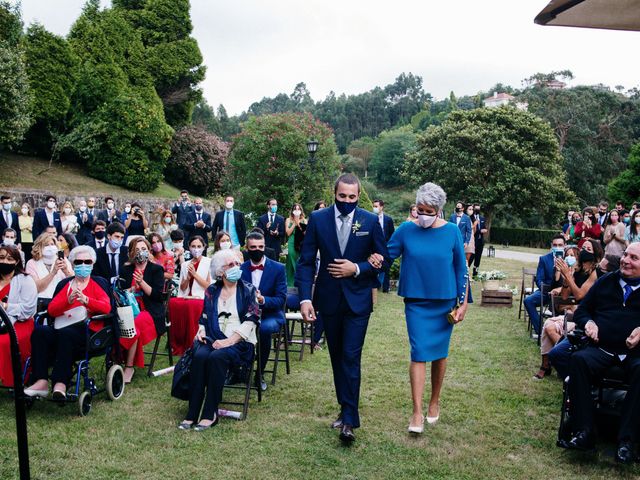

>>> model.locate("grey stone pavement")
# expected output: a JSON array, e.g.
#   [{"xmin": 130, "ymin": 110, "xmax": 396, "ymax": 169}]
[{"xmin": 483, "ymin": 247, "xmax": 540, "ymax": 264}]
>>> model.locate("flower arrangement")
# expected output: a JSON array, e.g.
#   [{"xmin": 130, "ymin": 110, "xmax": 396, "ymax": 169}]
[{"xmin": 477, "ymin": 270, "xmax": 507, "ymax": 281}]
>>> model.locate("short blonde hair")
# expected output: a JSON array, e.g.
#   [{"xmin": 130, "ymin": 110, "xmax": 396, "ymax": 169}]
[
  {"xmin": 62, "ymin": 201, "xmax": 74, "ymax": 213},
  {"xmin": 31, "ymin": 233, "xmax": 58, "ymax": 261}
]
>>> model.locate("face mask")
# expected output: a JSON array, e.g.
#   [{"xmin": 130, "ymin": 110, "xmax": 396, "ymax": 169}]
[
  {"xmin": 373, "ymin": 207, "xmax": 380, "ymax": 215},
  {"xmin": 195, "ymin": 205, "xmax": 203, "ymax": 212},
  {"xmin": 270, "ymin": 205, "xmax": 278, "ymax": 214},
  {"xmin": 87, "ymin": 202, "xmax": 95, "ymax": 208},
  {"xmin": 225, "ymin": 201, "xmax": 234, "ymax": 210},
  {"xmin": 63, "ymin": 208, "xmax": 71, "ymax": 215},
  {"xmin": 466, "ymin": 210, "xmax": 473, "ymax": 216},
  {"xmin": 579, "ymin": 250, "xmax": 595, "ymax": 264},
  {"xmin": 152, "ymin": 243, "xmax": 163, "ymax": 253},
  {"xmin": 455, "ymin": 207, "xmax": 462, "ymax": 213},
  {"xmin": 173, "ymin": 242, "xmax": 183, "ymax": 250},
  {"xmin": 418, "ymin": 214, "xmax": 437, "ymax": 228},
  {"xmin": 21, "ymin": 207, "xmax": 29, "ymax": 215},
  {"xmin": 95, "ymin": 231, "xmax": 106, "ymax": 240},
  {"xmin": 2, "ymin": 203, "xmax": 11, "ymax": 211},
  {"xmin": 73, "ymin": 264, "xmax": 93, "ymax": 278},
  {"xmin": 134, "ymin": 250, "xmax": 149, "ymax": 263},
  {"xmin": 565, "ymin": 256, "xmax": 577, "ymax": 267},
  {"xmin": 225, "ymin": 265, "xmax": 242, "ymax": 282},
  {"xmin": 293, "ymin": 210, "xmax": 301, "ymax": 217},
  {"xmin": 635, "ymin": 217, "xmax": 640, "ymax": 225},
  {"xmin": 624, "ymin": 218, "xmax": 630, "ymax": 225},
  {"xmin": 108, "ymin": 238, "xmax": 122, "ymax": 250},
  {"xmin": 0, "ymin": 262, "xmax": 16, "ymax": 276},
  {"xmin": 47, "ymin": 201, "xmax": 55, "ymax": 209},
  {"xmin": 181, "ymin": 197, "xmax": 188, "ymax": 203},
  {"xmin": 219, "ymin": 241, "xmax": 231, "ymax": 250},
  {"xmin": 335, "ymin": 199, "xmax": 358, "ymax": 216},
  {"xmin": 79, "ymin": 206, "xmax": 86, "ymax": 213},
  {"xmin": 58, "ymin": 241, "xmax": 68, "ymax": 251},
  {"xmin": 248, "ymin": 249, "xmax": 264, "ymax": 263},
  {"xmin": 43, "ymin": 245, "xmax": 58, "ymax": 258},
  {"xmin": 571, "ymin": 218, "xmax": 579, "ymax": 225},
  {"xmin": 107, "ymin": 202, "xmax": 115, "ymax": 210},
  {"xmin": 125, "ymin": 207, "xmax": 131, "ymax": 213},
  {"xmin": 3, "ymin": 238, "xmax": 15, "ymax": 246},
  {"xmin": 164, "ymin": 217, "xmax": 172, "ymax": 224},
  {"xmin": 474, "ymin": 208, "xmax": 480, "ymax": 213},
  {"xmin": 411, "ymin": 211, "xmax": 418, "ymax": 219},
  {"xmin": 190, "ymin": 247, "xmax": 204, "ymax": 258}
]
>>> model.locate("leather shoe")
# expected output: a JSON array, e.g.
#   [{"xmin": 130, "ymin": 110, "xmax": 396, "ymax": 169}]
[
  {"xmin": 616, "ymin": 441, "xmax": 635, "ymax": 464},
  {"xmin": 339, "ymin": 424, "xmax": 356, "ymax": 444},
  {"xmin": 330, "ymin": 414, "xmax": 343, "ymax": 429},
  {"xmin": 558, "ymin": 430, "xmax": 595, "ymax": 451}
]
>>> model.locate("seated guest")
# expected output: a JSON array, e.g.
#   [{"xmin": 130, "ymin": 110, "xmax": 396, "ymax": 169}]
[
  {"xmin": 119, "ymin": 237, "xmax": 165, "ymax": 383},
  {"xmin": 170, "ymin": 229, "xmax": 186, "ymax": 278},
  {"xmin": 32, "ymin": 195, "xmax": 62, "ymax": 239},
  {"xmin": 26, "ymin": 233, "xmax": 73, "ymax": 308},
  {"xmin": 57, "ymin": 233, "xmax": 78, "ymax": 259},
  {"xmin": 177, "ymin": 249, "xmax": 259, "ymax": 431},
  {"xmin": 240, "ymin": 231, "xmax": 287, "ymax": 391},
  {"xmin": 0, "ymin": 245, "xmax": 37, "ymax": 387},
  {"xmin": 148, "ymin": 233, "xmax": 175, "ymax": 281},
  {"xmin": 2, "ymin": 228, "xmax": 25, "ymax": 266},
  {"xmin": 87, "ymin": 220, "xmax": 108, "ymax": 250},
  {"xmin": 559, "ymin": 243, "xmax": 640, "ymax": 464},
  {"xmin": 18, "ymin": 203, "xmax": 33, "ymax": 261},
  {"xmin": 93, "ymin": 222, "xmax": 127, "ymax": 282},
  {"xmin": 25, "ymin": 246, "xmax": 111, "ymax": 398},
  {"xmin": 1, "ymin": 195, "xmax": 21, "ymax": 246},
  {"xmin": 574, "ymin": 207, "xmax": 602, "ymax": 249},
  {"xmin": 155, "ymin": 209, "xmax": 178, "ymax": 250},
  {"xmin": 524, "ymin": 234, "xmax": 566, "ymax": 335},
  {"xmin": 60, "ymin": 201, "xmax": 78, "ymax": 235},
  {"xmin": 598, "ymin": 253, "xmax": 621, "ymax": 278},
  {"xmin": 241, "ymin": 227, "xmax": 277, "ymax": 262},
  {"xmin": 169, "ymin": 235, "xmax": 211, "ymax": 356},
  {"xmin": 213, "ymin": 231, "xmax": 232, "ymax": 252}
]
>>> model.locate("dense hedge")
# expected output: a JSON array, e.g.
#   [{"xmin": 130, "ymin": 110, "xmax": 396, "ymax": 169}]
[{"xmin": 489, "ymin": 227, "xmax": 559, "ymax": 248}]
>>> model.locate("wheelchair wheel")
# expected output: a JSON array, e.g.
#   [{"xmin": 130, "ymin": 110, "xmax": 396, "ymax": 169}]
[
  {"xmin": 78, "ymin": 390, "xmax": 92, "ymax": 416},
  {"xmin": 106, "ymin": 364, "xmax": 125, "ymax": 401}
]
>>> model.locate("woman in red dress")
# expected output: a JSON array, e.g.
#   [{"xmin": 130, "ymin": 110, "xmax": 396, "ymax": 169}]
[
  {"xmin": 119, "ymin": 237, "xmax": 165, "ymax": 383},
  {"xmin": 0, "ymin": 245, "xmax": 37, "ymax": 388},
  {"xmin": 574, "ymin": 207, "xmax": 602, "ymax": 249},
  {"xmin": 148, "ymin": 233, "xmax": 175, "ymax": 281},
  {"xmin": 168, "ymin": 235, "xmax": 211, "ymax": 356}
]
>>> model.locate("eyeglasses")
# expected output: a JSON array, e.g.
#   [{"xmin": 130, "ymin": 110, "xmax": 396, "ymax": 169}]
[{"xmin": 73, "ymin": 259, "xmax": 93, "ymax": 265}]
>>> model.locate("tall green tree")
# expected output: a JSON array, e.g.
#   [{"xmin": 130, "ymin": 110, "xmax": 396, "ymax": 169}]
[
  {"xmin": 608, "ymin": 144, "xmax": 640, "ymax": 207},
  {"xmin": 0, "ymin": 0, "xmax": 22, "ymax": 46},
  {"xmin": 228, "ymin": 113, "xmax": 340, "ymax": 215},
  {"xmin": 0, "ymin": 41, "xmax": 32, "ymax": 149},
  {"xmin": 405, "ymin": 107, "xmax": 576, "ymax": 228},
  {"xmin": 369, "ymin": 126, "xmax": 417, "ymax": 187},
  {"xmin": 346, "ymin": 137, "xmax": 376, "ymax": 178}
]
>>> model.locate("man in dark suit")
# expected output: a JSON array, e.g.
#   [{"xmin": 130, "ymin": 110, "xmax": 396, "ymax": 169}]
[
  {"xmin": 75, "ymin": 199, "xmax": 95, "ymax": 245},
  {"xmin": 212, "ymin": 195, "xmax": 247, "ymax": 248},
  {"xmin": 296, "ymin": 173, "xmax": 389, "ymax": 444},
  {"xmin": 471, "ymin": 204, "xmax": 488, "ymax": 277},
  {"xmin": 97, "ymin": 196, "xmax": 122, "ymax": 226},
  {"xmin": 171, "ymin": 190, "xmax": 193, "ymax": 230},
  {"xmin": 524, "ymin": 234, "xmax": 565, "ymax": 335},
  {"xmin": 257, "ymin": 199, "xmax": 285, "ymax": 258},
  {"xmin": 372, "ymin": 199, "xmax": 395, "ymax": 293},
  {"xmin": 183, "ymin": 198, "xmax": 212, "ymax": 250},
  {"xmin": 94, "ymin": 222, "xmax": 128, "ymax": 282},
  {"xmin": 241, "ymin": 228, "xmax": 277, "ymax": 262},
  {"xmin": 597, "ymin": 200, "xmax": 610, "ymax": 228},
  {"xmin": 86, "ymin": 220, "xmax": 108, "ymax": 251},
  {"xmin": 32, "ymin": 195, "xmax": 62, "ymax": 240},
  {"xmin": 240, "ymin": 231, "xmax": 287, "ymax": 391},
  {"xmin": 559, "ymin": 244, "xmax": 640, "ymax": 463},
  {"xmin": 0, "ymin": 195, "xmax": 21, "ymax": 246}
]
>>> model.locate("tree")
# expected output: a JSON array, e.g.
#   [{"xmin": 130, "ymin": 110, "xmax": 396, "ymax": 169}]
[
  {"xmin": 0, "ymin": 40, "xmax": 32, "ymax": 149},
  {"xmin": 0, "ymin": 0, "xmax": 22, "ymax": 46},
  {"xmin": 405, "ymin": 107, "xmax": 576, "ymax": 228},
  {"xmin": 369, "ymin": 126, "xmax": 417, "ymax": 187},
  {"xmin": 166, "ymin": 125, "xmax": 229, "ymax": 197},
  {"xmin": 608, "ymin": 144, "xmax": 640, "ymax": 207},
  {"xmin": 228, "ymin": 113, "xmax": 340, "ymax": 215},
  {"xmin": 346, "ymin": 137, "xmax": 376, "ymax": 177}
]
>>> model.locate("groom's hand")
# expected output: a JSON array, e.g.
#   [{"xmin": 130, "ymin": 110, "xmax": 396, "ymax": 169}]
[
  {"xmin": 328, "ymin": 259, "xmax": 357, "ymax": 278},
  {"xmin": 300, "ymin": 302, "xmax": 316, "ymax": 322}
]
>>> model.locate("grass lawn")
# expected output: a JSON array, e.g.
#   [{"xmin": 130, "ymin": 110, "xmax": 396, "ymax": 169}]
[
  {"xmin": 1, "ymin": 257, "xmax": 638, "ymax": 479},
  {"xmin": 0, "ymin": 153, "xmax": 182, "ymax": 200}
]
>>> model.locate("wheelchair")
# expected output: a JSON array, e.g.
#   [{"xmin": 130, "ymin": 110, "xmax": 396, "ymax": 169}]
[
  {"xmin": 23, "ymin": 310, "xmax": 125, "ymax": 416},
  {"xmin": 557, "ymin": 330, "xmax": 629, "ymax": 446}
]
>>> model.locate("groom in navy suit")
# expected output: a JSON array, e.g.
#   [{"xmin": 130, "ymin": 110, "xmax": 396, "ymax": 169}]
[
  {"xmin": 240, "ymin": 231, "xmax": 287, "ymax": 391},
  {"xmin": 296, "ymin": 173, "xmax": 389, "ymax": 443}
]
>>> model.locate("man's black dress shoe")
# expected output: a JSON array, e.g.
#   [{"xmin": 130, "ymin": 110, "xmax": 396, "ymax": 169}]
[
  {"xmin": 616, "ymin": 441, "xmax": 635, "ymax": 464},
  {"xmin": 339, "ymin": 424, "xmax": 355, "ymax": 443},
  {"xmin": 330, "ymin": 415, "xmax": 343, "ymax": 429},
  {"xmin": 558, "ymin": 431, "xmax": 595, "ymax": 451},
  {"xmin": 254, "ymin": 376, "xmax": 268, "ymax": 392}
]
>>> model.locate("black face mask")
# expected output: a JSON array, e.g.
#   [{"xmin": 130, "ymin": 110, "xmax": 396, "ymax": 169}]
[
  {"xmin": 0, "ymin": 262, "xmax": 16, "ymax": 276},
  {"xmin": 474, "ymin": 208, "xmax": 480, "ymax": 213},
  {"xmin": 595, "ymin": 266, "xmax": 606, "ymax": 278},
  {"xmin": 455, "ymin": 207, "xmax": 462, "ymax": 213},
  {"xmin": 571, "ymin": 218, "xmax": 579, "ymax": 225},
  {"xmin": 95, "ymin": 231, "xmax": 106, "ymax": 240},
  {"xmin": 579, "ymin": 250, "xmax": 595, "ymax": 264},
  {"xmin": 248, "ymin": 249, "xmax": 264, "ymax": 263}
]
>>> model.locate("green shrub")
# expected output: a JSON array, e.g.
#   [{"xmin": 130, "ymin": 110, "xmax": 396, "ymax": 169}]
[{"xmin": 489, "ymin": 227, "xmax": 558, "ymax": 248}]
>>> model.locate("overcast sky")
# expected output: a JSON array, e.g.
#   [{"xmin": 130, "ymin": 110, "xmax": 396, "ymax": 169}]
[{"xmin": 20, "ymin": 0, "xmax": 640, "ymax": 115}]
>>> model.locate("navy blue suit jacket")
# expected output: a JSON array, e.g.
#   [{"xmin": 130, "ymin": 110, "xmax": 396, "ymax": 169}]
[
  {"xmin": 184, "ymin": 210, "xmax": 212, "ymax": 245},
  {"xmin": 32, "ymin": 209, "xmax": 62, "ymax": 239},
  {"xmin": 536, "ymin": 252, "xmax": 556, "ymax": 289},
  {"xmin": 475, "ymin": 215, "xmax": 487, "ymax": 241},
  {"xmin": 75, "ymin": 211, "xmax": 95, "ymax": 245},
  {"xmin": 448, "ymin": 213, "xmax": 472, "ymax": 244},
  {"xmin": 380, "ymin": 214, "xmax": 395, "ymax": 242},
  {"xmin": 212, "ymin": 209, "xmax": 247, "ymax": 247},
  {"xmin": 171, "ymin": 202, "xmax": 194, "ymax": 229},
  {"xmin": 0, "ymin": 211, "xmax": 21, "ymax": 244},
  {"xmin": 257, "ymin": 213, "xmax": 285, "ymax": 256},
  {"xmin": 240, "ymin": 257, "xmax": 287, "ymax": 321},
  {"xmin": 295, "ymin": 206, "xmax": 389, "ymax": 317}
]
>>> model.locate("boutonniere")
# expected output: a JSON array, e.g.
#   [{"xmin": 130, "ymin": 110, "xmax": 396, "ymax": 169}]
[{"xmin": 352, "ymin": 221, "xmax": 362, "ymax": 234}]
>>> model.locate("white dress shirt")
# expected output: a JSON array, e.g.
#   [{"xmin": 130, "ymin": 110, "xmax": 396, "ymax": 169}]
[{"xmin": 250, "ymin": 256, "xmax": 266, "ymax": 289}]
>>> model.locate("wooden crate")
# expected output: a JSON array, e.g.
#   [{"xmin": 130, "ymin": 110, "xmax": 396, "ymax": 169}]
[{"xmin": 481, "ymin": 289, "xmax": 513, "ymax": 308}]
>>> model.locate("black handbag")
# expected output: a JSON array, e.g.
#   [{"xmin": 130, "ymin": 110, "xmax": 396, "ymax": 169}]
[{"xmin": 171, "ymin": 341, "xmax": 200, "ymax": 400}]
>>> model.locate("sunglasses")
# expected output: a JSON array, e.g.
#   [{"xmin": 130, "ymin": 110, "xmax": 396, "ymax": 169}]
[{"xmin": 73, "ymin": 259, "xmax": 93, "ymax": 265}]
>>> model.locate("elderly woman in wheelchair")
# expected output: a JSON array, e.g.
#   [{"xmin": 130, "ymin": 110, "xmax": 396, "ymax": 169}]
[{"xmin": 25, "ymin": 246, "xmax": 116, "ymax": 402}]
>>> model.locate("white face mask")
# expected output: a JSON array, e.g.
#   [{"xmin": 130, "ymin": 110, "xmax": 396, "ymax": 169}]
[
  {"xmin": 190, "ymin": 247, "xmax": 204, "ymax": 258},
  {"xmin": 63, "ymin": 208, "xmax": 72, "ymax": 215},
  {"xmin": 635, "ymin": 217, "xmax": 640, "ymax": 225},
  {"xmin": 293, "ymin": 210, "xmax": 301, "ymax": 217},
  {"xmin": 21, "ymin": 207, "xmax": 29, "ymax": 215},
  {"xmin": 47, "ymin": 201, "xmax": 56, "ymax": 209},
  {"xmin": 43, "ymin": 245, "xmax": 58, "ymax": 259},
  {"xmin": 173, "ymin": 242, "xmax": 183, "ymax": 250},
  {"xmin": 373, "ymin": 207, "xmax": 380, "ymax": 215},
  {"xmin": 107, "ymin": 202, "xmax": 115, "ymax": 210},
  {"xmin": 125, "ymin": 206, "xmax": 131, "ymax": 213},
  {"xmin": 3, "ymin": 238, "xmax": 15, "ymax": 246},
  {"xmin": 219, "ymin": 241, "xmax": 232, "ymax": 250},
  {"xmin": 418, "ymin": 214, "xmax": 437, "ymax": 228},
  {"xmin": 79, "ymin": 206, "xmax": 87, "ymax": 213},
  {"xmin": 225, "ymin": 201, "xmax": 234, "ymax": 210}
]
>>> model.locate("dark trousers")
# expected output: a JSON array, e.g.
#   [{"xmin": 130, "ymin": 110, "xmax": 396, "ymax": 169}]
[
  {"xmin": 549, "ymin": 338, "xmax": 572, "ymax": 379},
  {"xmin": 322, "ymin": 293, "xmax": 370, "ymax": 428},
  {"xmin": 569, "ymin": 346, "xmax": 640, "ymax": 442},
  {"xmin": 259, "ymin": 315, "xmax": 285, "ymax": 375},
  {"xmin": 186, "ymin": 344, "xmax": 235, "ymax": 421},
  {"xmin": 473, "ymin": 238, "xmax": 484, "ymax": 271},
  {"xmin": 31, "ymin": 323, "xmax": 86, "ymax": 385},
  {"xmin": 313, "ymin": 311, "xmax": 324, "ymax": 344}
]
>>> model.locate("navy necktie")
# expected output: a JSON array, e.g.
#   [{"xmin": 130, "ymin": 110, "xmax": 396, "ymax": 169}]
[{"xmin": 624, "ymin": 284, "xmax": 634, "ymax": 304}]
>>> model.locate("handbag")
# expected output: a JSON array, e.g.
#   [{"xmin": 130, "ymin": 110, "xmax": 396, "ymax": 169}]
[
  {"xmin": 447, "ymin": 304, "xmax": 460, "ymax": 325},
  {"xmin": 171, "ymin": 341, "xmax": 201, "ymax": 400}
]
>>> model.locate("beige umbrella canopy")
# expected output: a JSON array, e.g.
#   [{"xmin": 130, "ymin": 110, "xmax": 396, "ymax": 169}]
[{"xmin": 535, "ymin": 0, "xmax": 640, "ymax": 31}]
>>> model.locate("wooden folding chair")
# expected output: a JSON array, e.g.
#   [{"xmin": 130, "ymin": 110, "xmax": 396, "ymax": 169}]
[
  {"xmin": 144, "ymin": 280, "xmax": 174, "ymax": 377},
  {"xmin": 518, "ymin": 267, "xmax": 537, "ymax": 320}
]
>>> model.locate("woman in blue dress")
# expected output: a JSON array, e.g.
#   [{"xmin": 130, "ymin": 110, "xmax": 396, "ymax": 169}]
[{"xmin": 370, "ymin": 182, "xmax": 469, "ymax": 434}]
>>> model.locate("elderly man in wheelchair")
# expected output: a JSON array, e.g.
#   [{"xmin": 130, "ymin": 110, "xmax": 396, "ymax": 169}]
[
  {"xmin": 559, "ymin": 243, "xmax": 640, "ymax": 464},
  {"xmin": 24, "ymin": 246, "xmax": 124, "ymax": 414}
]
